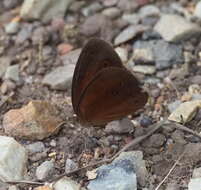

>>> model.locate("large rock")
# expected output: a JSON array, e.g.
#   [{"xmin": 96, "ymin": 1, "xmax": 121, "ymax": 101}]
[
  {"xmin": 0, "ymin": 136, "xmax": 27, "ymax": 182},
  {"xmin": 3, "ymin": 100, "xmax": 63, "ymax": 140},
  {"xmin": 154, "ymin": 14, "xmax": 201, "ymax": 42},
  {"xmin": 20, "ymin": 0, "xmax": 73, "ymax": 23}
]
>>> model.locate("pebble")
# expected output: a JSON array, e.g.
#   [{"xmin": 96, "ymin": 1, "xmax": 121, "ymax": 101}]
[
  {"xmin": 8, "ymin": 185, "xmax": 19, "ymax": 190},
  {"xmin": 102, "ymin": 0, "xmax": 118, "ymax": 7},
  {"xmin": 133, "ymin": 48, "xmax": 154, "ymax": 63},
  {"xmin": 80, "ymin": 14, "xmax": 114, "ymax": 41},
  {"xmin": 133, "ymin": 40, "xmax": 183, "ymax": 69},
  {"xmin": 31, "ymin": 27, "xmax": 50, "ymax": 45},
  {"xmin": 117, "ymin": 0, "xmax": 138, "ymax": 12},
  {"xmin": 166, "ymin": 182, "xmax": 180, "ymax": 190},
  {"xmin": 115, "ymin": 47, "xmax": 128, "ymax": 62},
  {"xmin": 132, "ymin": 65, "xmax": 156, "ymax": 74},
  {"xmin": 50, "ymin": 140, "xmax": 56, "ymax": 147},
  {"xmin": 192, "ymin": 167, "xmax": 201, "ymax": 178},
  {"xmin": 4, "ymin": 64, "xmax": 19, "ymax": 82},
  {"xmin": 36, "ymin": 161, "xmax": 54, "ymax": 180},
  {"xmin": 122, "ymin": 13, "xmax": 140, "ymax": 25},
  {"xmin": 194, "ymin": 1, "xmax": 201, "ymax": 19},
  {"xmin": 167, "ymin": 100, "xmax": 182, "ymax": 113},
  {"xmin": 81, "ymin": 2, "xmax": 103, "ymax": 17},
  {"xmin": 4, "ymin": 20, "xmax": 20, "ymax": 35},
  {"xmin": 171, "ymin": 130, "xmax": 187, "ymax": 145},
  {"xmin": 0, "ymin": 136, "xmax": 27, "ymax": 181},
  {"xmin": 191, "ymin": 75, "xmax": 201, "ymax": 85},
  {"xmin": 54, "ymin": 177, "xmax": 86, "ymax": 190},
  {"xmin": 114, "ymin": 25, "xmax": 149, "ymax": 45},
  {"xmin": 154, "ymin": 14, "xmax": 201, "ymax": 42},
  {"xmin": 188, "ymin": 178, "xmax": 201, "ymax": 190},
  {"xmin": 60, "ymin": 48, "xmax": 81, "ymax": 65},
  {"xmin": 20, "ymin": 0, "xmax": 73, "ymax": 23},
  {"xmin": 102, "ymin": 7, "xmax": 121, "ymax": 19},
  {"xmin": 168, "ymin": 100, "xmax": 201, "ymax": 123},
  {"xmin": 65, "ymin": 159, "xmax": 78, "ymax": 173},
  {"xmin": 3, "ymin": 100, "xmax": 63, "ymax": 140},
  {"xmin": 42, "ymin": 64, "xmax": 75, "ymax": 90},
  {"xmin": 105, "ymin": 118, "xmax": 134, "ymax": 134},
  {"xmin": 142, "ymin": 133, "xmax": 166, "ymax": 148},
  {"xmin": 16, "ymin": 24, "xmax": 33, "ymax": 44},
  {"xmin": 3, "ymin": 0, "xmax": 21, "ymax": 9},
  {"xmin": 57, "ymin": 43, "xmax": 74, "ymax": 55},
  {"xmin": 0, "ymin": 57, "xmax": 11, "ymax": 79},
  {"xmin": 26, "ymin": 142, "xmax": 45, "ymax": 154},
  {"xmin": 140, "ymin": 116, "xmax": 153, "ymax": 127},
  {"xmin": 139, "ymin": 5, "xmax": 160, "ymax": 19}
]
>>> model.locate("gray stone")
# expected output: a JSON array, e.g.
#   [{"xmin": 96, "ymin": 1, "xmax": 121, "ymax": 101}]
[
  {"xmin": 144, "ymin": 77, "xmax": 160, "ymax": 84},
  {"xmin": 105, "ymin": 118, "xmax": 134, "ymax": 134},
  {"xmin": 42, "ymin": 64, "xmax": 75, "ymax": 90},
  {"xmin": 122, "ymin": 13, "xmax": 140, "ymax": 25},
  {"xmin": 132, "ymin": 65, "xmax": 156, "ymax": 74},
  {"xmin": 81, "ymin": 2, "xmax": 102, "ymax": 17},
  {"xmin": 16, "ymin": 24, "xmax": 33, "ymax": 44},
  {"xmin": 115, "ymin": 47, "xmax": 128, "ymax": 62},
  {"xmin": 25, "ymin": 142, "xmax": 45, "ymax": 154},
  {"xmin": 154, "ymin": 14, "xmax": 201, "ymax": 42},
  {"xmin": 192, "ymin": 167, "xmax": 201, "ymax": 178},
  {"xmin": 60, "ymin": 48, "xmax": 81, "ymax": 65},
  {"xmin": 171, "ymin": 130, "xmax": 187, "ymax": 145},
  {"xmin": 167, "ymin": 100, "xmax": 182, "ymax": 113},
  {"xmin": 3, "ymin": 0, "xmax": 22, "ymax": 9},
  {"xmin": 20, "ymin": 0, "xmax": 73, "ymax": 23},
  {"xmin": 0, "ymin": 136, "xmax": 27, "ymax": 182},
  {"xmin": 0, "ymin": 57, "xmax": 11, "ymax": 79},
  {"xmin": 8, "ymin": 185, "xmax": 19, "ymax": 190},
  {"xmin": 142, "ymin": 133, "xmax": 166, "ymax": 148},
  {"xmin": 4, "ymin": 21, "xmax": 20, "ymax": 34},
  {"xmin": 36, "ymin": 161, "xmax": 54, "ymax": 180},
  {"xmin": 139, "ymin": 5, "xmax": 160, "ymax": 19},
  {"xmin": 188, "ymin": 178, "xmax": 201, "ymax": 190},
  {"xmin": 114, "ymin": 25, "xmax": 149, "ymax": 45},
  {"xmin": 4, "ymin": 64, "xmax": 19, "ymax": 82},
  {"xmin": 166, "ymin": 182, "xmax": 180, "ymax": 190},
  {"xmin": 54, "ymin": 177, "xmax": 86, "ymax": 190},
  {"xmin": 133, "ymin": 48, "xmax": 154, "ymax": 63},
  {"xmin": 102, "ymin": 7, "xmax": 121, "ymax": 19},
  {"xmin": 65, "ymin": 159, "xmax": 78, "ymax": 173},
  {"xmin": 133, "ymin": 40, "xmax": 183, "ymax": 69},
  {"xmin": 194, "ymin": 1, "xmax": 201, "ymax": 19}
]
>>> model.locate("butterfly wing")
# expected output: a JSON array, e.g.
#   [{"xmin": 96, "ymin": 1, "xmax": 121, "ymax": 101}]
[
  {"xmin": 77, "ymin": 67, "xmax": 148, "ymax": 125},
  {"xmin": 72, "ymin": 38, "xmax": 123, "ymax": 114}
]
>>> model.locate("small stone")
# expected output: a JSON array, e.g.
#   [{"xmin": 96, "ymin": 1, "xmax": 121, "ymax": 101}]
[
  {"xmin": 4, "ymin": 64, "xmax": 19, "ymax": 82},
  {"xmin": 154, "ymin": 14, "xmax": 201, "ymax": 42},
  {"xmin": 0, "ymin": 57, "xmax": 12, "ymax": 79},
  {"xmin": 4, "ymin": 20, "xmax": 20, "ymax": 35},
  {"xmin": 117, "ymin": 0, "xmax": 138, "ymax": 12},
  {"xmin": 26, "ymin": 142, "xmax": 45, "ymax": 154},
  {"xmin": 8, "ymin": 185, "xmax": 19, "ymax": 190},
  {"xmin": 20, "ymin": 0, "xmax": 73, "ymax": 23},
  {"xmin": 102, "ymin": 7, "xmax": 121, "ymax": 19},
  {"xmin": 139, "ymin": 5, "xmax": 160, "ymax": 19},
  {"xmin": 65, "ymin": 159, "xmax": 78, "ymax": 173},
  {"xmin": 57, "ymin": 43, "xmax": 73, "ymax": 55},
  {"xmin": 167, "ymin": 100, "xmax": 182, "ymax": 113},
  {"xmin": 3, "ymin": 0, "xmax": 21, "ymax": 9},
  {"xmin": 168, "ymin": 100, "xmax": 201, "ymax": 123},
  {"xmin": 133, "ymin": 48, "xmax": 154, "ymax": 63},
  {"xmin": 166, "ymin": 182, "xmax": 180, "ymax": 190},
  {"xmin": 50, "ymin": 140, "xmax": 56, "ymax": 147},
  {"xmin": 0, "ymin": 136, "xmax": 27, "ymax": 181},
  {"xmin": 192, "ymin": 167, "xmax": 201, "ymax": 178},
  {"xmin": 34, "ymin": 185, "xmax": 53, "ymax": 190},
  {"xmin": 103, "ymin": 0, "xmax": 118, "ymax": 7},
  {"xmin": 60, "ymin": 48, "xmax": 81, "ymax": 65},
  {"xmin": 122, "ymin": 13, "xmax": 140, "ymax": 25},
  {"xmin": 132, "ymin": 65, "xmax": 156, "ymax": 74},
  {"xmin": 3, "ymin": 100, "xmax": 63, "ymax": 140},
  {"xmin": 36, "ymin": 161, "xmax": 54, "ymax": 180},
  {"xmin": 139, "ymin": 116, "xmax": 152, "ymax": 127},
  {"xmin": 81, "ymin": 2, "xmax": 103, "ymax": 17},
  {"xmin": 171, "ymin": 130, "xmax": 187, "ymax": 145},
  {"xmin": 114, "ymin": 25, "xmax": 149, "ymax": 45},
  {"xmin": 115, "ymin": 47, "xmax": 128, "ymax": 62},
  {"xmin": 194, "ymin": 1, "xmax": 201, "ymax": 19},
  {"xmin": 142, "ymin": 133, "xmax": 166, "ymax": 148},
  {"xmin": 105, "ymin": 118, "xmax": 134, "ymax": 134},
  {"xmin": 188, "ymin": 178, "xmax": 201, "ymax": 190},
  {"xmin": 42, "ymin": 64, "xmax": 75, "ymax": 90},
  {"xmin": 16, "ymin": 24, "xmax": 33, "ymax": 44},
  {"xmin": 54, "ymin": 177, "xmax": 86, "ymax": 190},
  {"xmin": 31, "ymin": 27, "xmax": 50, "ymax": 45},
  {"xmin": 191, "ymin": 75, "xmax": 201, "ymax": 85}
]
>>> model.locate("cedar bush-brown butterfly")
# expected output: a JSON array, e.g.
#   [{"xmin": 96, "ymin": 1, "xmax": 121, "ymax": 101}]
[{"xmin": 72, "ymin": 38, "xmax": 148, "ymax": 125}]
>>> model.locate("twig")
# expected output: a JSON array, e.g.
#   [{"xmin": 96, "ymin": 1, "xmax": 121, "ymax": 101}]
[
  {"xmin": 154, "ymin": 151, "xmax": 185, "ymax": 190},
  {"xmin": 4, "ymin": 180, "xmax": 44, "ymax": 186}
]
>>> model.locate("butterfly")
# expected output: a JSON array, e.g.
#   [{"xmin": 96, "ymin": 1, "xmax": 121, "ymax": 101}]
[{"xmin": 72, "ymin": 38, "xmax": 148, "ymax": 125}]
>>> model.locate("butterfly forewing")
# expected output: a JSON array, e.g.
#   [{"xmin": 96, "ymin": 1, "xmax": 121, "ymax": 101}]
[
  {"xmin": 72, "ymin": 38, "xmax": 123, "ymax": 114},
  {"xmin": 77, "ymin": 67, "xmax": 148, "ymax": 125}
]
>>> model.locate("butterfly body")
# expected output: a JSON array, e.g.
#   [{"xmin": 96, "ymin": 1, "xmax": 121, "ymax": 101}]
[{"xmin": 72, "ymin": 38, "xmax": 148, "ymax": 125}]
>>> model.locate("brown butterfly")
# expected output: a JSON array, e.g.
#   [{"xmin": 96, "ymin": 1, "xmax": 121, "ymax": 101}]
[{"xmin": 72, "ymin": 38, "xmax": 148, "ymax": 125}]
